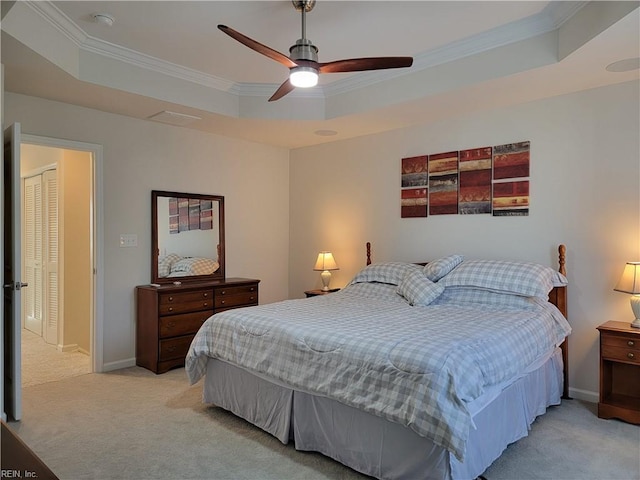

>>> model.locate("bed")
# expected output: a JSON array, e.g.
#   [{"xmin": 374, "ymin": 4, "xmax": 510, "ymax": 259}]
[{"xmin": 186, "ymin": 244, "xmax": 571, "ymax": 480}]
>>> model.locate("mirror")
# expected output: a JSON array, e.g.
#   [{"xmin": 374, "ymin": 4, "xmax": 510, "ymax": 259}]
[{"xmin": 151, "ymin": 190, "xmax": 225, "ymax": 284}]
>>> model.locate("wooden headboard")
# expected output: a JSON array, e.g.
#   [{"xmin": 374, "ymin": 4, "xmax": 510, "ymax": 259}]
[{"xmin": 365, "ymin": 242, "xmax": 570, "ymax": 399}]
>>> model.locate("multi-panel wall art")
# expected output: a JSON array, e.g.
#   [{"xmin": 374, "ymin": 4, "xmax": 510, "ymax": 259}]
[
  {"xmin": 168, "ymin": 197, "xmax": 214, "ymax": 233},
  {"xmin": 401, "ymin": 141, "xmax": 530, "ymax": 218}
]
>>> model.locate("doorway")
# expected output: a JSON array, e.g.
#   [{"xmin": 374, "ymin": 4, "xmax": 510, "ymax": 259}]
[
  {"xmin": 20, "ymin": 142, "xmax": 94, "ymax": 386},
  {"xmin": 19, "ymin": 136, "xmax": 103, "ymax": 387}
]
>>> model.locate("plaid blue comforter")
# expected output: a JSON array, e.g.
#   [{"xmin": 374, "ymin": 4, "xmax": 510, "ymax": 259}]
[{"xmin": 186, "ymin": 282, "xmax": 570, "ymax": 461}]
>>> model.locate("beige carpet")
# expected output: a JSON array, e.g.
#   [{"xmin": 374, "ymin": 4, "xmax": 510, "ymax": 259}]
[
  {"xmin": 21, "ymin": 329, "xmax": 90, "ymax": 387},
  {"xmin": 8, "ymin": 366, "xmax": 640, "ymax": 480}
]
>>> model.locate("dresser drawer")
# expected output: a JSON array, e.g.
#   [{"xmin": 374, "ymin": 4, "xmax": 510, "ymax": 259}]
[
  {"xmin": 159, "ymin": 289, "xmax": 214, "ymax": 314},
  {"xmin": 215, "ymin": 285, "xmax": 258, "ymax": 309},
  {"xmin": 159, "ymin": 335, "xmax": 195, "ymax": 361},
  {"xmin": 601, "ymin": 333, "xmax": 640, "ymax": 351},
  {"xmin": 159, "ymin": 310, "xmax": 212, "ymax": 338},
  {"xmin": 601, "ymin": 345, "xmax": 640, "ymax": 365},
  {"xmin": 215, "ymin": 292, "xmax": 258, "ymax": 309}
]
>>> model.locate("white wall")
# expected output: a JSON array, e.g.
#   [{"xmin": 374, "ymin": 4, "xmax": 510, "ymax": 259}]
[
  {"xmin": 5, "ymin": 92, "xmax": 291, "ymax": 369},
  {"xmin": 289, "ymin": 81, "xmax": 640, "ymax": 399}
]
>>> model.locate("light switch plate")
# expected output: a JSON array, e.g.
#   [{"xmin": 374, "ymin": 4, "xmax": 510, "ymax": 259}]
[{"xmin": 119, "ymin": 234, "xmax": 138, "ymax": 247}]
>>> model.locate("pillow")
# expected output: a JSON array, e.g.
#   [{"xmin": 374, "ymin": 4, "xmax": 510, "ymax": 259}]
[
  {"xmin": 423, "ymin": 254, "xmax": 464, "ymax": 282},
  {"xmin": 169, "ymin": 257, "xmax": 220, "ymax": 276},
  {"xmin": 397, "ymin": 269, "xmax": 445, "ymax": 306},
  {"xmin": 431, "ymin": 286, "xmax": 536, "ymax": 309},
  {"xmin": 439, "ymin": 259, "xmax": 562, "ymax": 298},
  {"xmin": 350, "ymin": 262, "xmax": 421, "ymax": 286},
  {"xmin": 158, "ymin": 253, "xmax": 182, "ymax": 277}
]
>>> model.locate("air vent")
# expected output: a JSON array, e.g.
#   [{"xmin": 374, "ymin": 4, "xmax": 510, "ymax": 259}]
[{"xmin": 148, "ymin": 111, "xmax": 201, "ymax": 127}]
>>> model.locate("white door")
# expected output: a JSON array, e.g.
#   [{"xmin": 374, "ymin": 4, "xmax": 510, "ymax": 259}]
[
  {"xmin": 3, "ymin": 123, "xmax": 23, "ymax": 421},
  {"xmin": 23, "ymin": 174, "xmax": 43, "ymax": 336},
  {"xmin": 43, "ymin": 169, "xmax": 59, "ymax": 345}
]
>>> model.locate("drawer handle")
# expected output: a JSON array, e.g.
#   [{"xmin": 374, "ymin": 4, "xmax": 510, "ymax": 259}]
[
  {"xmin": 167, "ymin": 346, "xmax": 176, "ymax": 353},
  {"xmin": 203, "ymin": 302, "xmax": 208, "ymax": 307},
  {"xmin": 250, "ymin": 287, "xmax": 255, "ymax": 292},
  {"xmin": 203, "ymin": 293, "xmax": 209, "ymax": 298},
  {"xmin": 628, "ymin": 352, "xmax": 635, "ymax": 359},
  {"xmin": 168, "ymin": 296, "xmax": 174, "ymax": 302},
  {"xmin": 250, "ymin": 296, "xmax": 255, "ymax": 301},
  {"xmin": 167, "ymin": 321, "xmax": 176, "ymax": 328},
  {"xmin": 628, "ymin": 340, "xmax": 635, "ymax": 347},
  {"xmin": 168, "ymin": 307, "xmax": 173, "ymax": 312},
  {"xmin": 220, "ymin": 290, "xmax": 226, "ymax": 295},
  {"xmin": 220, "ymin": 300, "xmax": 225, "ymax": 305}
]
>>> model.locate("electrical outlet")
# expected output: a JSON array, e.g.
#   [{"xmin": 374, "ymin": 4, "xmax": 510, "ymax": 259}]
[{"xmin": 119, "ymin": 234, "xmax": 138, "ymax": 247}]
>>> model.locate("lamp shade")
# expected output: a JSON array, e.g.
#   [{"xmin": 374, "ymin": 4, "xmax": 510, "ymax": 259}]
[
  {"xmin": 614, "ymin": 262, "xmax": 640, "ymax": 294},
  {"xmin": 314, "ymin": 252, "xmax": 338, "ymax": 271}
]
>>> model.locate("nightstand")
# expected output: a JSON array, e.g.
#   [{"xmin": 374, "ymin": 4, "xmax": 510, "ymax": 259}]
[
  {"xmin": 597, "ymin": 321, "xmax": 640, "ymax": 424},
  {"xmin": 305, "ymin": 288, "xmax": 340, "ymax": 298}
]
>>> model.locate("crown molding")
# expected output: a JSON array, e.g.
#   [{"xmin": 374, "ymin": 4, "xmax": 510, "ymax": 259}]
[{"xmin": 25, "ymin": 0, "xmax": 588, "ymax": 101}]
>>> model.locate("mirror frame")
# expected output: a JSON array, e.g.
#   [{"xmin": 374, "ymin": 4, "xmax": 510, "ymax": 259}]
[{"xmin": 151, "ymin": 190, "xmax": 225, "ymax": 284}]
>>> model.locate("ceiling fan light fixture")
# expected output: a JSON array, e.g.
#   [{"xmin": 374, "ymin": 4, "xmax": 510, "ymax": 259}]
[{"xmin": 289, "ymin": 66, "xmax": 318, "ymax": 88}]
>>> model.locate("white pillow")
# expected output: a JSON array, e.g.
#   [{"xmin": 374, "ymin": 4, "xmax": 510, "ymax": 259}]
[
  {"xmin": 397, "ymin": 269, "xmax": 445, "ymax": 306},
  {"xmin": 423, "ymin": 254, "xmax": 464, "ymax": 282}
]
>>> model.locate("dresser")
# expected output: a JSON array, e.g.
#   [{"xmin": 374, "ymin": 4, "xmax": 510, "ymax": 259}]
[
  {"xmin": 597, "ymin": 321, "xmax": 640, "ymax": 424},
  {"xmin": 136, "ymin": 278, "xmax": 259, "ymax": 373}
]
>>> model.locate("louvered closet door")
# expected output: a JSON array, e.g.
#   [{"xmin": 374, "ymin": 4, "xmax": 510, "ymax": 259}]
[
  {"xmin": 43, "ymin": 169, "xmax": 59, "ymax": 346},
  {"xmin": 23, "ymin": 175, "xmax": 43, "ymax": 336}
]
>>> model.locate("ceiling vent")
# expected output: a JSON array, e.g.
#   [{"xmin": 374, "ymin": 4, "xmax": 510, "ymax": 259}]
[{"xmin": 148, "ymin": 111, "xmax": 202, "ymax": 127}]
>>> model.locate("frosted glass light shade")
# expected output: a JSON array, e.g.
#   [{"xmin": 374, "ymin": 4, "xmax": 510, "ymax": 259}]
[{"xmin": 290, "ymin": 67, "xmax": 318, "ymax": 88}]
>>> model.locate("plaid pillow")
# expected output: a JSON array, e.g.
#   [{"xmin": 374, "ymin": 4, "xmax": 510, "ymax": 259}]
[
  {"xmin": 423, "ymin": 254, "xmax": 464, "ymax": 282},
  {"xmin": 397, "ymin": 269, "xmax": 445, "ymax": 306},
  {"xmin": 158, "ymin": 253, "xmax": 182, "ymax": 277},
  {"xmin": 169, "ymin": 257, "xmax": 220, "ymax": 276},
  {"xmin": 431, "ymin": 286, "xmax": 536, "ymax": 309},
  {"xmin": 351, "ymin": 262, "xmax": 421, "ymax": 286},
  {"xmin": 439, "ymin": 259, "xmax": 562, "ymax": 299}
]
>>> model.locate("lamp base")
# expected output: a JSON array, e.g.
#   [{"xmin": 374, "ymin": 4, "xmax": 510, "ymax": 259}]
[
  {"xmin": 320, "ymin": 270, "xmax": 332, "ymax": 291},
  {"xmin": 630, "ymin": 296, "xmax": 640, "ymax": 328}
]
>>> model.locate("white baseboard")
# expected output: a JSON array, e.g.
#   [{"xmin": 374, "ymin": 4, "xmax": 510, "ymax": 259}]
[
  {"xmin": 57, "ymin": 343, "xmax": 78, "ymax": 353},
  {"xmin": 102, "ymin": 358, "xmax": 136, "ymax": 372},
  {"xmin": 568, "ymin": 387, "xmax": 598, "ymax": 404}
]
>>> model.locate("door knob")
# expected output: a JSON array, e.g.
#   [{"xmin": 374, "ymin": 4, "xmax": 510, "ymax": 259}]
[{"xmin": 3, "ymin": 282, "xmax": 28, "ymax": 290}]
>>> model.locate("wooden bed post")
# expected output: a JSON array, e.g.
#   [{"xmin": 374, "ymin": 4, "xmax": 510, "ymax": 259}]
[{"xmin": 556, "ymin": 244, "xmax": 571, "ymax": 400}]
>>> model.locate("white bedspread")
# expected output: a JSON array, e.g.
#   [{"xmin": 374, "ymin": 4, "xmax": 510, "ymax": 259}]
[{"xmin": 186, "ymin": 282, "xmax": 570, "ymax": 461}]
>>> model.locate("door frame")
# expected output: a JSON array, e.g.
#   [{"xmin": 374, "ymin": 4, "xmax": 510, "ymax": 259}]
[{"xmin": 21, "ymin": 134, "xmax": 104, "ymax": 373}]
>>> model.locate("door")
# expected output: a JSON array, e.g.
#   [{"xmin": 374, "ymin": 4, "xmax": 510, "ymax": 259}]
[
  {"xmin": 23, "ymin": 174, "xmax": 43, "ymax": 336},
  {"xmin": 42, "ymin": 169, "xmax": 58, "ymax": 345},
  {"xmin": 3, "ymin": 123, "xmax": 24, "ymax": 421},
  {"xmin": 22, "ymin": 170, "xmax": 58, "ymax": 344}
]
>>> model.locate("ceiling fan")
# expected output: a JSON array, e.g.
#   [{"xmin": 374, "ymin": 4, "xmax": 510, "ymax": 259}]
[{"xmin": 218, "ymin": 0, "xmax": 414, "ymax": 102}]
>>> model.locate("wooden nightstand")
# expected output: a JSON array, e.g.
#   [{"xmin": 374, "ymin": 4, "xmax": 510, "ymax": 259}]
[
  {"xmin": 305, "ymin": 288, "xmax": 340, "ymax": 298},
  {"xmin": 597, "ymin": 321, "xmax": 640, "ymax": 424}
]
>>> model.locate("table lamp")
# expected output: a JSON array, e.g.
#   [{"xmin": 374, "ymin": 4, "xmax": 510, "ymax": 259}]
[
  {"xmin": 614, "ymin": 261, "xmax": 640, "ymax": 328},
  {"xmin": 314, "ymin": 252, "xmax": 339, "ymax": 291}
]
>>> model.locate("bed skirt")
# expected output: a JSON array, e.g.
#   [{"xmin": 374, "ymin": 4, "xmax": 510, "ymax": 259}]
[{"xmin": 202, "ymin": 348, "xmax": 564, "ymax": 480}]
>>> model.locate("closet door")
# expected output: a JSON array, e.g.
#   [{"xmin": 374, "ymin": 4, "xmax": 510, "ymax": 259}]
[
  {"xmin": 23, "ymin": 175, "xmax": 43, "ymax": 336},
  {"xmin": 43, "ymin": 169, "xmax": 59, "ymax": 345}
]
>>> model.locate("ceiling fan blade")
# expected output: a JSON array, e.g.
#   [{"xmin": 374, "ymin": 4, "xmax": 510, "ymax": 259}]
[
  {"xmin": 269, "ymin": 79, "xmax": 296, "ymax": 102},
  {"xmin": 218, "ymin": 25, "xmax": 298, "ymax": 69},
  {"xmin": 319, "ymin": 57, "xmax": 413, "ymax": 74}
]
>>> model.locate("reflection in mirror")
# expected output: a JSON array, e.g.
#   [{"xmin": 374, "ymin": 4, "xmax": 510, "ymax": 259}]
[{"xmin": 152, "ymin": 191, "xmax": 225, "ymax": 284}]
